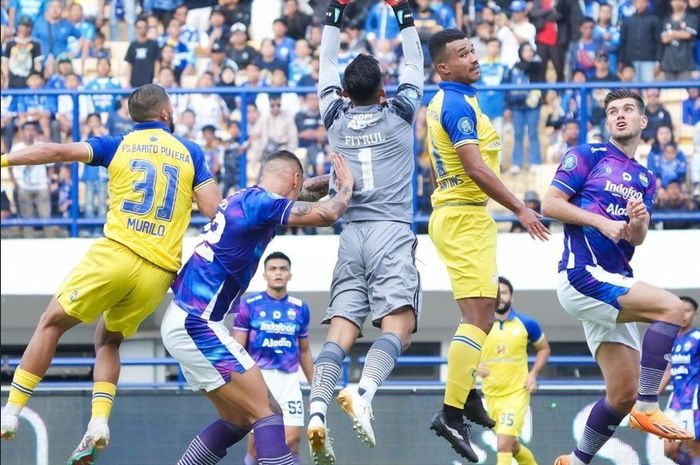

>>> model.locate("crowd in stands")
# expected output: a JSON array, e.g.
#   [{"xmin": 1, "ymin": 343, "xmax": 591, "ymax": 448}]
[{"xmin": 0, "ymin": 0, "xmax": 698, "ymax": 238}]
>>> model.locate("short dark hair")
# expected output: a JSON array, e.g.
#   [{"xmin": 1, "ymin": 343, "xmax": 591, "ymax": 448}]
[
  {"xmin": 604, "ymin": 89, "xmax": 645, "ymax": 113},
  {"xmin": 264, "ymin": 251, "xmax": 291, "ymax": 268},
  {"xmin": 498, "ymin": 276, "xmax": 514, "ymax": 295},
  {"xmin": 485, "ymin": 37, "xmax": 501, "ymax": 46},
  {"xmin": 343, "ymin": 54, "xmax": 382, "ymax": 105},
  {"xmin": 428, "ymin": 28, "xmax": 467, "ymax": 64},
  {"xmin": 680, "ymin": 296, "xmax": 698, "ymax": 311},
  {"xmin": 273, "ymin": 17, "xmax": 288, "ymax": 27},
  {"xmin": 581, "ymin": 16, "xmax": 595, "ymax": 25},
  {"xmin": 86, "ymin": 112, "xmax": 102, "ymax": 122},
  {"xmin": 262, "ymin": 149, "xmax": 304, "ymax": 176},
  {"xmin": 128, "ymin": 84, "xmax": 170, "ymax": 122}
]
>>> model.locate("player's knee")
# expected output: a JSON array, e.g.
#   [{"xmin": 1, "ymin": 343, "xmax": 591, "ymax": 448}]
[
  {"xmin": 664, "ymin": 296, "xmax": 685, "ymax": 325},
  {"xmin": 36, "ymin": 305, "xmax": 73, "ymax": 334},
  {"xmin": 607, "ymin": 387, "xmax": 636, "ymax": 413}
]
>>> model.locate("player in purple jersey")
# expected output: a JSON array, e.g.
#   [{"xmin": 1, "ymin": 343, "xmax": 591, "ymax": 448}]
[
  {"xmin": 233, "ymin": 252, "xmax": 315, "ymax": 465},
  {"xmin": 160, "ymin": 150, "xmax": 353, "ymax": 465},
  {"xmin": 659, "ymin": 296, "xmax": 700, "ymax": 465},
  {"xmin": 543, "ymin": 90, "xmax": 694, "ymax": 465}
]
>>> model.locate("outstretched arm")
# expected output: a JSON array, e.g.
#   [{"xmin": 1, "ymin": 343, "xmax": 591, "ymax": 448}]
[
  {"xmin": 2, "ymin": 142, "xmax": 91, "ymax": 167},
  {"xmin": 318, "ymin": 1, "xmax": 348, "ymax": 118},
  {"xmin": 393, "ymin": 1, "xmax": 423, "ymax": 91}
]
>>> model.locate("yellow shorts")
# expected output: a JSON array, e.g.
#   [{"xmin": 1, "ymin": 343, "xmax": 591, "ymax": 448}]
[
  {"xmin": 485, "ymin": 389, "xmax": 530, "ymax": 437},
  {"xmin": 56, "ymin": 238, "xmax": 175, "ymax": 338},
  {"xmin": 428, "ymin": 205, "xmax": 498, "ymax": 299}
]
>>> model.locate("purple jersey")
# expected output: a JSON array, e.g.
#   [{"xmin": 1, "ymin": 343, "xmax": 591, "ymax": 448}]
[
  {"xmin": 171, "ymin": 187, "xmax": 294, "ymax": 322},
  {"xmin": 551, "ymin": 143, "xmax": 657, "ymax": 275},
  {"xmin": 232, "ymin": 292, "xmax": 310, "ymax": 373},
  {"xmin": 669, "ymin": 328, "xmax": 700, "ymax": 411}
]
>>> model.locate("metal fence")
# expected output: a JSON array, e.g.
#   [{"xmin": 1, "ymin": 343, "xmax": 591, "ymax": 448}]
[{"xmin": 2, "ymin": 80, "xmax": 699, "ymax": 236}]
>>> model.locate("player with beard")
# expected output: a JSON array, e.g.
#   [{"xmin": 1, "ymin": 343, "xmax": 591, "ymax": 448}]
[
  {"xmin": 0, "ymin": 84, "xmax": 222, "ymax": 465},
  {"xmin": 542, "ymin": 89, "xmax": 693, "ymax": 465},
  {"xmin": 477, "ymin": 277, "xmax": 550, "ymax": 465}
]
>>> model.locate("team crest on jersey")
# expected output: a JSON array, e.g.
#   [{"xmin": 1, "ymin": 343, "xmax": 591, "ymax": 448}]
[
  {"xmin": 563, "ymin": 154, "xmax": 577, "ymax": 171},
  {"xmin": 149, "ymin": 135, "xmax": 158, "ymax": 142},
  {"xmin": 458, "ymin": 117, "xmax": 474, "ymax": 135},
  {"xmin": 70, "ymin": 290, "xmax": 78, "ymax": 302},
  {"xmin": 287, "ymin": 309, "xmax": 297, "ymax": 319},
  {"xmin": 273, "ymin": 311, "xmax": 282, "ymax": 320},
  {"xmin": 685, "ymin": 341, "xmax": 692, "ymax": 351},
  {"xmin": 496, "ymin": 344, "xmax": 506, "ymax": 355},
  {"xmin": 622, "ymin": 172, "xmax": 632, "ymax": 181},
  {"xmin": 639, "ymin": 173, "xmax": 649, "ymax": 187}
]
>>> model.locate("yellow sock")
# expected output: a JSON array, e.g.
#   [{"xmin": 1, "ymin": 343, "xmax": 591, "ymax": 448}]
[
  {"xmin": 498, "ymin": 452, "xmax": 514, "ymax": 465},
  {"xmin": 8, "ymin": 368, "xmax": 41, "ymax": 408},
  {"xmin": 91, "ymin": 382, "xmax": 117, "ymax": 421},
  {"xmin": 444, "ymin": 323, "xmax": 487, "ymax": 408},
  {"xmin": 515, "ymin": 444, "xmax": 538, "ymax": 465}
]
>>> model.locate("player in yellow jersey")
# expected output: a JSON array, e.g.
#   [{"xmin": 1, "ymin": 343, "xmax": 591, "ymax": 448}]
[
  {"xmin": 478, "ymin": 277, "xmax": 550, "ymax": 465},
  {"xmin": 425, "ymin": 29, "xmax": 550, "ymax": 462},
  {"xmin": 0, "ymin": 84, "xmax": 222, "ymax": 465}
]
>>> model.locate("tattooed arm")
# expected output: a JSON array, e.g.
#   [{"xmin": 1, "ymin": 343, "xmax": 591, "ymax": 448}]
[
  {"xmin": 287, "ymin": 154, "xmax": 354, "ymax": 227},
  {"xmin": 298, "ymin": 174, "xmax": 331, "ymax": 202}
]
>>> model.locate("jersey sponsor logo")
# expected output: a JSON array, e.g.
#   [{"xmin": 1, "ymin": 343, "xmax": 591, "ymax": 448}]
[
  {"xmin": 458, "ymin": 117, "xmax": 474, "ymax": 134},
  {"xmin": 126, "ymin": 217, "xmax": 166, "ymax": 237},
  {"xmin": 261, "ymin": 337, "xmax": 293, "ymax": 349},
  {"xmin": 603, "ymin": 180, "xmax": 643, "ymax": 200},
  {"xmin": 272, "ymin": 310, "xmax": 282, "ymax": 320},
  {"xmin": 246, "ymin": 295, "xmax": 263, "ymax": 303},
  {"xmin": 344, "ymin": 132, "xmax": 385, "ymax": 146},
  {"xmin": 563, "ymin": 154, "xmax": 577, "ymax": 171},
  {"xmin": 591, "ymin": 146, "xmax": 607, "ymax": 153},
  {"xmin": 671, "ymin": 365, "xmax": 690, "ymax": 377},
  {"xmin": 606, "ymin": 203, "xmax": 627, "ymax": 216},
  {"xmin": 622, "ymin": 172, "xmax": 632, "ymax": 181},
  {"xmin": 639, "ymin": 172, "xmax": 649, "ymax": 187},
  {"xmin": 347, "ymin": 113, "xmax": 379, "ymax": 131},
  {"xmin": 288, "ymin": 296, "xmax": 302, "ymax": 306},
  {"xmin": 671, "ymin": 353, "xmax": 691, "ymax": 364},
  {"xmin": 259, "ymin": 310, "xmax": 266, "ymax": 317},
  {"xmin": 259, "ymin": 321, "xmax": 297, "ymax": 335}
]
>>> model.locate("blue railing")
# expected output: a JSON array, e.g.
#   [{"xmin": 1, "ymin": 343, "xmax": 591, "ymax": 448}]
[
  {"xmin": 1, "ymin": 355, "xmax": 606, "ymax": 390},
  {"xmin": 2, "ymin": 80, "xmax": 698, "ymax": 236}
]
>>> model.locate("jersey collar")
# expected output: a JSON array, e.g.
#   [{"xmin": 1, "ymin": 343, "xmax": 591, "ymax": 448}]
[
  {"xmin": 263, "ymin": 291, "xmax": 287, "ymax": 301},
  {"xmin": 439, "ymin": 81, "xmax": 476, "ymax": 97},
  {"xmin": 133, "ymin": 121, "xmax": 172, "ymax": 132}
]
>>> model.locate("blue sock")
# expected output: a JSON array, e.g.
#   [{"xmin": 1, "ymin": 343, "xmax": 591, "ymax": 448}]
[
  {"xmin": 573, "ymin": 398, "xmax": 626, "ymax": 464},
  {"xmin": 638, "ymin": 321, "xmax": 680, "ymax": 403},
  {"xmin": 178, "ymin": 419, "xmax": 249, "ymax": 465}
]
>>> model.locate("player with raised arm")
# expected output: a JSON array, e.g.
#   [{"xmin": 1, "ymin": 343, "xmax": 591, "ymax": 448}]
[
  {"xmin": 0, "ymin": 84, "xmax": 222, "ymax": 465},
  {"xmin": 477, "ymin": 277, "xmax": 550, "ymax": 465},
  {"xmin": 425, "ymin": 29, "xmax": 550, "ymax": 462},
  {"xmin": 541, "ymin": 89, "xmax": 693, "ymax": 465},
  {"xmin": 161, "ymin": 150, "xmax": 354, "ymax": 465},
  {"xmin": 233, "ymin": 252, "xmax": 315, "ymax": 465},
  {"xmin": 304, "ymin": 1, "xmax": 424, "ymax": 464},
  {"xmin": 658, "ymin": 296, "xmax": 699, "ymax": 465}
]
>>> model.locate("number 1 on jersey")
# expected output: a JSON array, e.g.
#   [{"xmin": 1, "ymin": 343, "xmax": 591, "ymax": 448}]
[{"xmin": 358, "ymin": 147, "xmax": 375, "ymax": 191}]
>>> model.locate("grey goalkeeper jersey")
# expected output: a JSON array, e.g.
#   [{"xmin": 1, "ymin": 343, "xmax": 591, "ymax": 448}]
[{"xmin": 318, "ymin": 25, "xmax": 424, "ymax": 224}]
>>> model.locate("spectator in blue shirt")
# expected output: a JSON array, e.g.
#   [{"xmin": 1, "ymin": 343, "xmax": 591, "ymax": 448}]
[
  {"xmin": 67, "ymin": 2, "xmax": 95, "ymax": 60},
  {"xmin": 272, "ymin": 18, "xmax": 296, "ymax": 64},
  {"xmin": 45, "ymin": 53, "xmax": 75, "ymax": 90},
  {"xmin": 478, "ymin": 38, "xmax": 509, "ymax": 137},
  {"xmin": 85, "ymin": 58, "xmax": 122, "ymax": 120},
  {"xmin": 653, "ymin": 142, "xmax": 687, "ymax": 189},
  {"xmin": 80, "ymin": 113, "xmax": 109, "ymax": 224},
  {"xmin": 142, "ymin": 0, "xmax": 183, "ymax": 28},
  {"xmin": 431, "ymin": 0, "xmax": 457, "ymax": 29},
  {"xmin": 647, "ymin": 125, "xmax": 687, "ymax": 173},
  {"xmin": 159, "ymin": 18, "xmax": 195, "ymax": 83},
  {"xmin": 88, "ymin": 30, "xmax": 111, "ymax": 59},
  {"xmin": 568, "ymin": 17, "xmax": 602, "ymax": 78},
  {"xmin": 593, "ymin": 3, "xmax": 620, "ymax": 73},
  {"xmin": 288, "ymin": 39, "xmax": 313, "ymax": 86},
  {"xmin": 8, "ymin": 0, "xmax": 45, "ymax": 32},
  {"xmin": 682, "ymin": 87, "xmax": 700, "ymax": 125},
  {"xmin": 364, "ymin": 1, "xmax": 401, "ymax": 52},
  {"xmin": 32, "ymin": 0, "xmax": 81, "ymax": 64},
  {"xmin": 14, "ymin": 72, "xmax": 56, "ymax": 142},
  {"xmin": 172, "ymin": 4, "xmax": 201, "ymax": 56}
]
